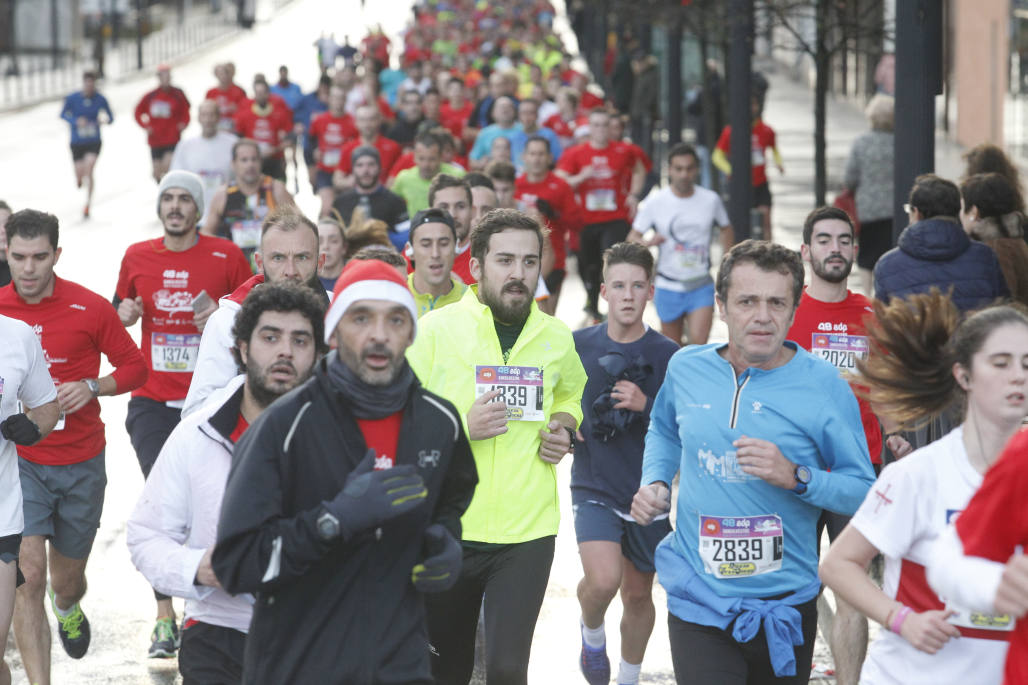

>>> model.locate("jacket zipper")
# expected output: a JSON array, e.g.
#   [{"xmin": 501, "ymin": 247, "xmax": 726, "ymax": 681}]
[{"xmin": 728, "ymin": 371, "xmax": 750, "ymax": 429}]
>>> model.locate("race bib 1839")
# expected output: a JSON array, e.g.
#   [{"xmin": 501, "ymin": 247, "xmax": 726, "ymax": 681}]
[
  {"xmin": 475, "ymin": 365, "xmax": 544, "ymax": 421},
  {"xmin": 698, "ymin": 514, "xmax": 783, "ymax": 579},
  {"xmin": 151, "ymin": 333, "xmax": 200, "ymax": 373}
]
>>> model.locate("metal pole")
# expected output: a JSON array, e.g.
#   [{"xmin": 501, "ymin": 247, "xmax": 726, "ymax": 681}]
[
  {"xmin": 727, "ymin": 0, "xmax": 753, "ymax": 242},
  {"xmin": 50, "ymin": 0, "xmax": 59, "ymax": 69},
  {"xmin": 893, "ymin": 0, "xmax": 942, "ymax": 244},
  {"xmin": 667, "ymin": 13, "xmax": 683, "ymax": 145},
  {"xmin": 135, "ymin": 0, "xmax": 143, "ymax": 69}
]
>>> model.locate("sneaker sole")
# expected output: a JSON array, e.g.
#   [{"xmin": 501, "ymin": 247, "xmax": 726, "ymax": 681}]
[{"xmin": 148, "ymin": 647, "xmax": 176, "ymax": 659}]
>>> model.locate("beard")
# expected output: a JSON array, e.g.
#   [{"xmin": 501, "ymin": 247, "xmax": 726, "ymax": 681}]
[
  {"xmin": 339, "ymin": 342, "xmax": 405, "ymax": 386},
  {"xmin": 247, "ymin": 357, "xmax": 311, "ymax": 409},
  {"xmin": 480, "ymin": 277, "xmax": 532, "ymax": 326},
  {"xmin": 811, "ymin": 255, "xmax": 853, "ymax": 283}
]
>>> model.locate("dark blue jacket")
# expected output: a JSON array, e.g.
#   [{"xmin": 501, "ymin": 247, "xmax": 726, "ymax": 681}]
[{"xmin": 873, "ymin": 217, "xmax": 1010, "ymax": 312}]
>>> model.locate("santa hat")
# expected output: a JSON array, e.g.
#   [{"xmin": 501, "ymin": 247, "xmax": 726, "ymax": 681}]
[{"xmin": 324, "ymin": 259, "xmax": 418, "ymax": 342}]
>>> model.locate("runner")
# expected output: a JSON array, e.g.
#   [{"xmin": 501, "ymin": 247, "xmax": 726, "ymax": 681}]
[
  {"xmin": 632, "ymin": 240, "xmax": 875, "ymax": 684},
  {"xmin": 393, "ymin": 132, "xmax": 466, "ymax": 216},
  {"xmin": 441, "ymin": 77, "xmax": 473, "ymax": 141},
  {"xmin": 469, "ymin": 97, "xmax": 519, "ymax": 169},
  {"xmin": 308, "ymin": 86, "xmax": 358, "ymax": 217},
  {"xmin": 114, "ymin": 170, "xmax": 251, "ymax": 658},
  {"xmin": 205, "ymin": 63, "xmax": 248, "ymax": 134},
  {"xmin": 169, "ymin": 100, "xmax": 238, "ymax": 210},
  {"xmin": 335, "ymin": 105, "xmax": 403, "ymax": 190},
  {"xmin": 820, "ymin": 294, "xmax": 1026, "ymax": 685},
  {"xmin": 0, "ymin": 315, "xmax": 60, "ymax": 685},
  {"xmin": 293, "ymin": 75, "xmax": 332, "ymax": 191},
  {"xmin": 386, "ymin": 89, "xmax": 426, "ymax": 148},
  {"xmin": 234, "ymin": 77, "xmax": 293, "ymax": 184},
  {"xmin": 212, "ymin": 259, "xmax": 477, "ymax": 683},
  {"xmin": 407, "ymin": 208, "xmax": 466, "ymax": 317},
  {"xmin": 333, "ymin": 146, "xmax": 411, "ymax": 251},
  {"xmin": 627, "ymin": 143, "xmax": 732, "ymax": 345},
  {"xmin": 134, "ymin": 65, "xmax": 191, "ymax": 183},
  {"xmin": 543, "ymin": 88, "xmax": 584, "ymax": 151},
  {"xmin": 60, "ymin": 71, "xmax": 113, "ymax": 219},
  {"xmin": 428, "ymin": 174, "xmax": 474, "ymax": 284},
  {"xmin": 515, "ymin": 136, "xmax": 582, "ymax": 314},
  {"xmin": 318, "ymin": 216, "xmax": 347, "ymax": 291},
  {"xmin": 269, "ymin": 66, "xmax": 304, "ymax": 112},
  {"xmin": 785, "ymin": 206, "xmax": 882, "ymax": 685},
  {"xmin": 183, "ymin": 207, "xmax": 326, "ymax": 417},
  {"xmin": 408, "ymin": 208, "xmax": 587, "ymax": 685},
  {"xmin": 557, "ymin": 108, "xmax": 643, "ymax": 322},
  {"xmin": 510, "ymin": 98, "xmax": 562, "ymax": 169},
  {"xmin": 203, "ymin": 139, "xmax": 295, "ymax": 267},
  {"xmin": 484, "ymin": 161, "xmax": 517, "ymax": 210},
  {"xmin": 0, "ymin": 210, "xmax": 147, "ymax": 684},
  {"xmin": 128, "ymin": 283, "xmax": 325, "ymax": 685},
  {"xmin": 572, "ymin": 243, "xmax": 678, "ymax": 685}
]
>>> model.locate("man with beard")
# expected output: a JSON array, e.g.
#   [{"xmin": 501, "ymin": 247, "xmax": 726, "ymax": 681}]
[
  {"xmin": 127, "ymin": 283, "xmax": 324, "ymax": 685},
  {"xmin": 334, "ymin": 105, "xmax": 402, "ymax": 190},
  {"xmin": 627, "ymin": 144, "xmax": 732, "ymax": 346},
  {"xmin": 212, "ymin": 259, "xmax": 477, "ymax": 684},
  {"xmin": 429, "ymin": 174, "xmax": 474, "ymax": 284},
  {"xmin": 114, "ymin": 171, "xmax": 251, "ymax": 658},
  {"xmin": 786, "ymin": 206, "xmax": 883, "ymax": 685},
  {"xmin": 183, "ymin": 207, "xmax": 326, "ymax": 417},
  {"xmin": 408, "ymin": 209, "xmax": 587, "ymax": 685},
  {"xmin": 333, "ymin": 147, "xmax": 411, "ymax": 251}
]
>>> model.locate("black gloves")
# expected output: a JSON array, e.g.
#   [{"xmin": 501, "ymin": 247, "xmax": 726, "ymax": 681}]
[
  {"xmin": 411, "ymin": 523, "xmax": 462, "ymax": 593},
  {"xmin": 324, "ymin": 449, "xmax": 428, "ymax": 541},
  {"xmin": 1, "ymin": 414, "xmax": 41, "ymax": 446}
]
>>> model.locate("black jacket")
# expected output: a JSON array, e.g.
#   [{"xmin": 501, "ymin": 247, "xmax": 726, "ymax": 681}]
[{"xmin": 212, "ymin": 358, "xmax": 477, "ymax": 684}]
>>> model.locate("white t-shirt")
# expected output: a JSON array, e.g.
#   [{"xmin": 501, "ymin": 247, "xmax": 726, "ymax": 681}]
[
  {"xmin": 851, "ymin": 427, "xmax": 1011, "ymax": 685},
  {"xmin": 170, "ymin": 131, "xmax": 238, "ymax": 206},
  {"xmin": 0, "ymin": 315, "xmax": 58, "ymax": 536},
  {"xmin": 631, "ymin": 186, "xmax": 728, "ymax": 292}
]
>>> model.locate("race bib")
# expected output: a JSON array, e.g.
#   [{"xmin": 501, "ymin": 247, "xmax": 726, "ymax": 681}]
[
  {"xmin": 475, "ymin": 365, "xmax": 544, "ymax": 421},
  {"xmin": 945, "ymin": 603, "xmax": 1016, "ymax": 633},
  {"xmin": 230, "ymin": 221, "xmax": 262, "ymax": 249},
  {"xmin": 811, "ymin": 333, "xmax": 868, "ymax": 372},
  {"xmin": 673, "ymin": 244, "xmax": 707, "ymax": 274},
  {"xmin": 150, "ymin": 101, "xmax": 172, "ymax": 118},
  {"xmin": 151, "ymin": 333, "xmax": 200, "ymax": 373},
  {"xmin": 585, "ymin": 189, "xmax": 617, "ymax": 212},
  {"xmin": 698, "ymin": 514, "xmax": 783, "ymax": 579},
  {"xmin": 322, "ymin": 148, "xmax": 341, "ymax": 167},
  {"xmin": 76, "ymin": 121, "xmax": 98, "ymax": 139}
]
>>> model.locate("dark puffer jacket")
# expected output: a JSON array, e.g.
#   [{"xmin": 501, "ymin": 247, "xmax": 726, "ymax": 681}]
[{"xmin": 873, "ymin": 217, "xmax": 1010, "ymax": 312}]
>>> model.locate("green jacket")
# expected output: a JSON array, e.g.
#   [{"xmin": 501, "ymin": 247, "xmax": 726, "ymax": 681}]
[
  {"xmin": 408, "ymin": 273, "xmax": 467, "ymax": 318},
  {"xmin": 407, "ymin": 286, "xmax": 586, "ymax": 544}
]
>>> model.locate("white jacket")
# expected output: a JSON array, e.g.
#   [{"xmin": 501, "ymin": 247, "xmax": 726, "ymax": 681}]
[
  {"xmin": 127, "ymin": 374, "xmax": 253, "ymax": 633},
  {"xmin": 181, "ymin": 297, "xmax": 242, "ymax": 418}
]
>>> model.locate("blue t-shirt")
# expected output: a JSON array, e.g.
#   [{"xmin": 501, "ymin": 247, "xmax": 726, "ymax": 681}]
[
  {"xmin": 510, "ymin": 126, "xmax": 563, "ymax": 168},
  {"xmin": 60, "ymin": 90, "xmax": 113, "ymax": 145},
  {"xmin": 571, "ymin": 324, "xmax": 678, "ymax": 513},
  {"xmin": 469, "ymin": 124, "xmax": 520, "ymax": 161},
  {"xmin": 270, "ymin": 82, "xmax": 304, "ymax": 111}
]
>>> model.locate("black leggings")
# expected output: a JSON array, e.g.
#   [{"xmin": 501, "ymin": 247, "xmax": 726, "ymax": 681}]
[
  {"xmin": 578, "ymin": 220, "xmax": 630, "ymax": 313},
  {"xmin": 668, "ymin": 597, "xmax": 818, "ymax": 685},
  {"xmin": 426, "ymin": 536, "xmax": 555, "ymax": 685},
  {"xmin": 179, "ymin": 622, "xmax": 246, "ymax": 685}
]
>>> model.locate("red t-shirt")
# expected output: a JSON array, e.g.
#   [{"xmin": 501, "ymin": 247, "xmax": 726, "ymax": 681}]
[
  {"xmin": 0, "ymin": 278, "xmax": 148, "ymax": 465},
  {"xmin": 205, "ymin": 84, "xmax": 248, "ymax": 132},
  {"xmin": 715, "ymin": 120, "xmax": 777, "ymax": 187},
  {"xmin": 514, "ymin": 172, "xmax": 583, "ymax": 272},
  {"xmin": 134, "ymin": 86, "xmax": 191, "ymax": 148},
  {"xmin": 557, "ymin": 142, "xmax": 635, "ymax": 225},
  {"xmin": 337, "ymin": 135, "xmax": 402, "ymax": 183},
  {"xmin": 452, "ymin": 245, "xmax": 474, "ymax": 285},
  {"xmin": 787, "ymin": 289, "xmax": 882, "ymax": 464},
  {"xmin": 542, "ymin": 112, "xmax": 585, "ymax": 144},
  {"xmin": 115, "ymin": 235, "xmax": 252, "ymax": 403},
  {"xmin": 388, "ymin": 150, "xmax": 416, "ymax": 181},
  {"xmin": 308, "ymin": 112, "xmax": 359, "ymax": 172},
  {"xmin": 229, "ymin": 413, "xmax": 250, "ymax": 443},
  {"xmin": 234, "ymin": 101, "xmax": 294, "ymax": 160},
  {"xmin": 440, "ymin": 100, "xmax": 473, "ymax": 139},
  {"xmin": 357, "ymin": 412, "xmax": 404, "ymax": 470},
  {"xmin": 615, "ymin": 140, "xmax": 652, "ymax": 172},
  {"xmin": 955, "ymin": 430, "xmax": 1028, "ymax": 685}
]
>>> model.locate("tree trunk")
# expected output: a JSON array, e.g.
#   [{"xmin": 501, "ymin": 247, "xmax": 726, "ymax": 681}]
[{"xmin": 814, "ymin": 0, "xmax": 829, "ymax": 207}]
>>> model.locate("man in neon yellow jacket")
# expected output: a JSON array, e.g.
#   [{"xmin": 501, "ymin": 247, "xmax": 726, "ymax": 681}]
[{"xmin": 408, "ymin": 207, "xmax": 586, "ymax": 685}]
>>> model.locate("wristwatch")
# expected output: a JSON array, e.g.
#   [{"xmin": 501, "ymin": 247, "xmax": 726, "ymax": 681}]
[
  {"xmin": 82, "ymin": 378, "xmax": 100, "ymax": 397},
  {"xmin": 316, "ymin": 510, "xmax": 340, "ymax": 541},
  {"xmin": 792, "ymin": 464, "xmax": 812, "ymax": 495},
  {"xmin": 564, "ymin": 426, "xmax": 577, "ymax": 452}
]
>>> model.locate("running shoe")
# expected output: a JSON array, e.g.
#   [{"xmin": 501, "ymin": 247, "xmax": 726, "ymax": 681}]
[
  {"xmin": 49, "ymin": 588, "xmax": 90, "ymax": 659},
  {"xmin": 580, "ymin": 641, "xmax": 610, "ymax": 685},
  {"xmin": 148, "ymin": 617, "xmax": 179, "ymax": 658}
]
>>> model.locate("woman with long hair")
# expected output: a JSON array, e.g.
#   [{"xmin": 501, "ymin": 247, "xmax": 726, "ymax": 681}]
[{"xmin": 820, "ymin": 292, "xmax": 1026, "ymax": 684}]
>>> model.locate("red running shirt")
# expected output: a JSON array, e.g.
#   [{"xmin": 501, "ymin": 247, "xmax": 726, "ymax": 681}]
[
  {"xmin": 557, "ymin": 142, "xmax": 635, "ymax": 225},
  {"xmin": 115, "ymin": 235, "xmax": 252, "ymax": 403},
  {"xmin": 308, "ymin": 112, "xmax": 359, "ymax": 172},
  {"xmin": 357, "ymin": 412, "xmax": 404, "ymax": 470},
  {"xmin": 514, "ymin": 172, "xmax": 583, "ymax": 272},
  {"xmin": 0, "ymin": 278, "xmax": 148, "ymax": 465},
  {"xmin": 440, "ymin": 101, "xmax": 473, "ymax": 139},
  {"xmin": 452, "ymin": 247, "xmax": 475, "ymax": 285},
  {"xmin": 955, "ymin": 430, "xmax": 1028, "ymax": 685},
  {"xmin": 134, "ymin": 87, "xmax": 191, "ymax": 148},
  {"xmin": 337, "ymin": 135, "xmax": 403, "ymax": 183},
  {"xmin": 234, "ymin": 101, "xmax": 294, "ymax": 161},
  {"xmin": 715, "ymin": 120, "xmax": 777, "ymax": 187},
  {"xmin": 204, "ymin": 84, "xmax": 248, "ymax": 132}
]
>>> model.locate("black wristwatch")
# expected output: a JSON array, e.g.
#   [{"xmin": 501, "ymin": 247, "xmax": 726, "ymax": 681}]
[
  {"xmin": 564, "ymin": 426, "xmax": 577, "ymax": 452},
  {"xmin": 792, "ymin": 464, "xmax": 812, "ymax": 495},
  {"xmin": 316, "ymin": 510, "xmax": 340, "ymax": 541}
]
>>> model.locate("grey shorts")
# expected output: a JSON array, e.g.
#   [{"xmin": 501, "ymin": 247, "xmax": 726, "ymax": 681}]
[
  {"xmin": 573, "ymin": 499, "xmax": 672, "ymax": 574},
  {"xmin": 19, "ymin": 451, "xmax": 106, "ymax": 560}
]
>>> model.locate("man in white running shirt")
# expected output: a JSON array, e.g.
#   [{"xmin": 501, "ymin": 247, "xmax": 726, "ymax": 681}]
[{"xmin": 170, "ymin": 100, "xmax": 237, "ymax": 209}]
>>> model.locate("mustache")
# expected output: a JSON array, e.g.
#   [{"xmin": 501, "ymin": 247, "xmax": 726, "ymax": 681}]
[
  {"xmin": 361, "ymin": 343, "xmax": 394, "ymax": 361},
  {"xmin": 268, "ymin": 361, "xmax": 296, "ymax": 375},
  {"xmin": 503, "ymin": 281, "xmax": 528, "ymax": 294}
]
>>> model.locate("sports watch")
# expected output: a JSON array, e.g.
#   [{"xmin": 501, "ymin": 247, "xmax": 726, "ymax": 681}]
[
  {"xmin": 564, "ymin": 426, "xmax": 577, "ymax": 452},
  {"xmin": 83, "ymin": 378, "xmax": 100, "ymax": 397},
  {"xmin": 316, "ymin": 510, "xmax": 340, "ymax": 541},
  {"xmin": 792, "ymin": 464, "xmax": 812, "ymax": 495}
]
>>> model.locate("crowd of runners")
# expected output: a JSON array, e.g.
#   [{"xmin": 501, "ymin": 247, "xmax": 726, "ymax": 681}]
[{"xmin": 0, "ymin": 0, "xmax": 1027, "ymax": 684}]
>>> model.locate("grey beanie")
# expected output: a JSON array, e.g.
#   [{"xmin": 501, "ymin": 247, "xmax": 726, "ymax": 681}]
[
  {"xmin": 156, "ymin": 170, "xmax": 205, "ymax": 221},
  {"xmin": 350, "ymin": 145, "xmax": 381, "ymax": 167}
]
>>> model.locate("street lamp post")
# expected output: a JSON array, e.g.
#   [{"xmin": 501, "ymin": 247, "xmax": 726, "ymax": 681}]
[{"xmin": 727, "ymin": 0, "xmax": 753, "ymax": 242}]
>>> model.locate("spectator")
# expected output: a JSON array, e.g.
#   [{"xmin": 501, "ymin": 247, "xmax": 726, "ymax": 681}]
[{"xmin": 959, "ymin": 173, "xmax": 1028, "ymax": 306}]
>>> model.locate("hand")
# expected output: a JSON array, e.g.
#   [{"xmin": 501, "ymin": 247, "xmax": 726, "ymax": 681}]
[
  {"xmin": 626, "ymin": 194, "xmax": 639, "ymax": 220},
  {"xmin": 611, "ymin": 380, "xmax": 646, "ymax": 412},
  {"xmin": 411, "ymin": 523, "xmax": 462, "ymax": 593},
  {"xmin": 466, "ymin": 390, "xmax": 508, "ymax": 441},
  {"xmin": 57, "ymin": 382, "xmax": 93, "ymax": 415},
  {"xmin": 995, "ymin": 553, "xmax": 1028, "ymax": 618},
  {"xmin": 898, "ymin": 609, "xmax": 960, "ymax": 654},
  {"xmin": 886, "ymin": 434, "xmax": 914, "ymax": 458},
  {"xmin": 324, "ymin": 449, "xmax": 428, "ymax": 540},
  {"xmin": 647, "ymin": 233, "xmax": 666, "ymax": 247},
  {"xmin": 1, "ymin": 414, "xmax": 42, "ymax": 446},
  {"xmin": 118, "ymin": 296, "xmax": 144, "ymax": 326},
  {"xmin": 195, "ymin": 547, "xmax": 223, "ymax": 589},
  {"xmin": 538, "ymin": 420, "xmax": 571, "ymax": 464},
  {"xmin": 192, "ymin": 300, "xmax": 218, "ymax": 332},
  {"xmin": 631, "ymin": 482, "xmax": 671, "ymax": 525},
  {"xmin": 734, "ymin": 436, "xmax": 797, "ymax": 489}
]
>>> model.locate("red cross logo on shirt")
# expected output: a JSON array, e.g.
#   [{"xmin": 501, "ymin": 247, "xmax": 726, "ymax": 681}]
[{"xmin": 873, "ymin": 484, "xmax": 893, "ymax": 513}]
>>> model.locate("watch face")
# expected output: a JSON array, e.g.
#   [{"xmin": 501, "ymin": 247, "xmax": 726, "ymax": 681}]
[
  {"xmin": 796, "ymin": 465, "xmax": 812, "ymax": 483},
  {"xmin": 317, "ymin": 513, "xmax": 339, "ymax": 539}
]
